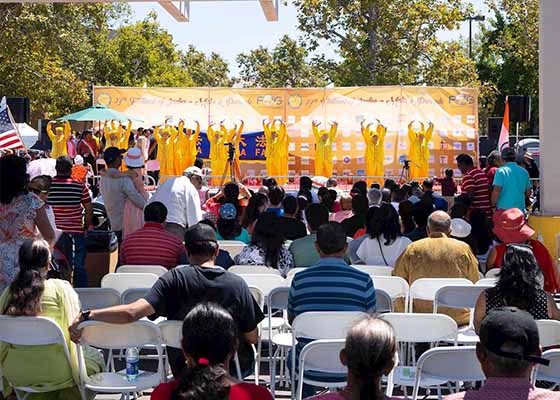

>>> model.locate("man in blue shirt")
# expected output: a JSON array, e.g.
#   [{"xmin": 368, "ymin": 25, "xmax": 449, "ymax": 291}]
[
  {"xmin": 491, "ymin": 147, "xmax": 532, "ymax": 212},
  {"xmin": 288, "ymin": 221, "xmax": 377, "ymax": 396}
]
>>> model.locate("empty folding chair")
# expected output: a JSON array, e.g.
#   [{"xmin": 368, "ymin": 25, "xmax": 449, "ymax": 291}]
[
  {"xmin": 371, "ymin": 276, "xmax": 410, "ymax": 312},
  {"xmin": 536, "ymin": 320, "xmax": 560, "ymax": 347},
  {"xmin": 158, "ymin": 320, "xmax": 183, "ymax": 380},
  {"xmin": 76, "ymin": 287, "xmax": 121, "ymax": 310},
  {"xmin": 229, "ymin": 265, "xmax": 281, "ymax": 275},
  {"xmin": 117, "ymin": 265, "xmax": 168, "ymax": 277},
  {"xmin": 121, "ymin": 288, "xmax": 150, "ymax": 305},
  {"xmin": 475, "ymin": 278, "xmax": 498, "ymax": 287},
  {"xmin": 268, "ymin": 286, "xmax": 291, "ymax": 397},
  {"xmin": 351, "ymin": 265, "xmax": 394, "ymax": 276},
  {"xmin": 238, "ymin": 274, "xmax": 287, "ymax": 296},
  {"xmin": 409, "ymin": 278, "xmax": 473, "ymax": 313},
  {"xmin": 534, "ymin": 349, "xmax": 560, "ymax": 386},
  {"xmin": 0, "ymin": 316, "xmax": 86, "ymax": 400},
  {"xmin": 376, "ymin": 288, "xmax": 393, "ymax": 313},
  {"xmin": 101, "ymin": 272, "xmax": 159, "ymax": 295},
  {"xmin": 411, "ymin": 346, "xmax": 485, "ymax": 400},
  {"xmin": 218, "ymin": 240, "xmax": 246, "ymax": 258},
  {"xmin": 285, "ymin": 267, "xmax": 306, "ymax": 285}
]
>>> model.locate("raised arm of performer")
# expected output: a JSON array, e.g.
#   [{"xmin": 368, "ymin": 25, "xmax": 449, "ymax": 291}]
[
  {"xmin": 63, "ymin": 121, "xmax": 71, "ymax": 142},
  {"xmin": 328, "ymin": 121, "xmax": 338, "ymax": 141},
  {"xmin": 47, "ymin": 121, "xmax": 56, "ymax": 142},
  {"xmin": 425, "ymin": 121, "xmax": 434, "ymax": 141},
  {"xmin": 312, "ymin": 120, "xmax": 321, "ymax": 142},
  {"xmin": 376, "ymin": 120, "xmax": 387, "ymax": 144}
]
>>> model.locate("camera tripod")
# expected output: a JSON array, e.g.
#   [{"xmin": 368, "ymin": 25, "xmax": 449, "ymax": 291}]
[
  {"xmin": 218, "ymin": 142, "xmax": 241, "ymax": 187},
  {"xmin": 399, "ymin": 160, "xmax": 411, "ymax": 183}
]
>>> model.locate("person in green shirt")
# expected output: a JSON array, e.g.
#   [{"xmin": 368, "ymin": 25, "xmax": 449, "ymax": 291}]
[{"xmin": 289, "ymin": 204, "xmax": 329, "ymax": 267}]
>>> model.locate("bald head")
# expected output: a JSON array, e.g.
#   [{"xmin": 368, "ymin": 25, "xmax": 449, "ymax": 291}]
[{"xmin": 427, "ymin": 211, "xmax": 451, "ymax": 235}]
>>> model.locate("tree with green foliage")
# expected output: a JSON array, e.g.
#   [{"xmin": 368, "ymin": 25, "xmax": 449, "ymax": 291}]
[
  {"xmin": 236, "ymin": 35, "xmax": 330, "ymax": 87},
  {"xmin": 180, "ymin": 45, "xmax": 232, "ymax": 87}
]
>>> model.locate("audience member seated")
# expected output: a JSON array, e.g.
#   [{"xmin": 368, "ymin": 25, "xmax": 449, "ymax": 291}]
[
  {"xmin": 234, "ymin": 213, "xmax": 294, "ymax": 276},
  {"xmin": 474, "ymin": 244, "xmax": 560, "ymax": 333},
  {"xmin": 275, "ymin": 195, "xmax": 307, "ymax": 241},
  {"xmin": 197, "ymin": 219, "xmax": 235, "ymax": 269},
  {"xmin": 308, "ymin": 318, "xmax": 399, "ymax": 400},
  {"xmin": 393, "ymin": 211, "xmax": 479, "ymax": 326},
  {"xmin": 289, "ymin": 204, "xmax": 330, "ymax": 268},
  {"xmin": 398, "ymin": 200, "xmax": 415, "ymax": 235},
  {"xmin": 288, "ymin": 222, "xmax": 377, "ymax": 398},
  {"xmin": 151, "ymin": 303, "xmax": 272, "ymax": 400},
  {"xmin": 216, "ymin": 203, "xmax": 250, "ymax": 244},
  {"xmin": 422, "ymin": 179, "xmax": 448, "ymax": 211},
  {"xmin": 266, "ymin": 185, "xmax": 285, "ymax": 216},
  {"xmin": 204, "ymin": 182, "xmax": 251, "ymax": 220},
  {"xmin": 381, "ymin": 188, "xmax": 392, "ymax": 204},
  {"xmin": 450, "ymin": 217, "xmax": 474, "ymax": 249},
  {"xmin": 356, "ymin": 204, "xmax": 411, "ymax": 266},
  {"xmin": 405, "ymin": 200, "xmax": 433, "ymax": 242},
  {"xmin": 318, "ymin": 186, "xmax": 336, "ymax": 212},
  {"xmin": 332, "ymin": 194, "xmax": 353, "ymax": 223},
  {"xmin": 296, "ymin": 194, "xmax": 310, "ymax": 223},
  {"xmin": 241, "ymin": 192, "xmax": 268, "ymax": 234},
  {"xmin": 445, "ymin": 307, "xmax": 558, "ymax": 400},
  {"xmin": 299, "ymin": 176, "xmax": 318, "ymax": 203},
  {"xmin": 367, "ymin": 188, "xmax": 382, "ymax": 208},
  {"xmin": 1, "ymin": 239, "xmax": 103, "ymax": 399},
  {"xmin": 119, "ymin": 201, "xmax": 186, "ymax": 269},
  {"xmin": 351, "ymin": 180, "xmax": 368, "ymax": 197},
  {"xmin": 390, "ymin": 187, "xmax": 406, "ymax": 212},
  {"xmin": 341, "ymin": 194, "xmax": 369, "ymax": 238},
  {"xmin": 70, "ymin": 223, "xmax": 264, "ymax": 378},
  {"xmin": 487, "ymin": 208, "xmax": 560, "ymax": 293}
]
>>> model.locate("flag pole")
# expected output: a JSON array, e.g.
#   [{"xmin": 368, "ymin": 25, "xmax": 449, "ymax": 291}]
[{"xmin": 6, "ymin": 101, "xmax": 27, "ymax": 151}]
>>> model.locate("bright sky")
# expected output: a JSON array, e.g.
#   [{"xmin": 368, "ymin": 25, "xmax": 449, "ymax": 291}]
[{"xmin": 129, "ymin": 0, "xmax": 488, "ymax": 76}]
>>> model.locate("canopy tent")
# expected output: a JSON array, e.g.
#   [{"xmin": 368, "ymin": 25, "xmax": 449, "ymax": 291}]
[
  {"xmin": 58, "ymin": 104, "xmax": 143, "ymax": 123},
  {"xmin": 15, "ymin": 122, "xmax": 39, "ymax": 149}
]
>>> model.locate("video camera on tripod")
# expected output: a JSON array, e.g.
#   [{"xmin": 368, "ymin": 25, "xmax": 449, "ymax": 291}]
[{"xmin": 224, "ymin": 142, "xmax": 236, "ymax": 161}]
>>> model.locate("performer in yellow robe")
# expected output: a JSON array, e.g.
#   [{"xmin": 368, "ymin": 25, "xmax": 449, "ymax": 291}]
[
  {"xmin": 276, "ymin": 119, "xmax": 289, "ymax": 185},
  {"xmin": 263, "ymin": 119, "xmax": 285, "ymax": 181},
  {"xmin": 312, "ymin": 120, "xmax": 338, "ymax": 178},
  {"xmin": 154, "ymin": 120, "xmax": 178, "ymax": 178},
  {"xmin": 173, "ymin": 120, "xmax": 187, "ymax": 175},
  {"xmin": 117, "ymin": 119, "xmax": 132, "ymax": 150},
  {"xmin": 47, "ymin": 121, "xmax": 71, "ymax": 158},
  {"xmin": 361, "ymin": 119, "xmax": 387, "ymax": 185},
  {"xmin": 407, "ymin": 121, "xmax": 434, "ymax": 180},
  {"xmin": 182, "ymin": 120, "xmax": 200, "ymax": 173},
  {"xmin": 208, "ymin": 123, "xmax": 229, "ymax": 183},
  {"xmin": 103, "ymin": 120, "xmax": 124, "ymax": 149},
  {"xmin": 223, "ymin": 119, "xmax": 243, "ymax": 181}
]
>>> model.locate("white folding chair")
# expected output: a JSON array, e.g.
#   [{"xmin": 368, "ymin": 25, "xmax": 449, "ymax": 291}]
[
  {"xmin": 537, "ymin": 320, "xmax": 560, "ymax": 347},
  {"xmin": 158, "ymin": 320, "xmax": 182, "ymax": 381},
  {"xmin": 218, "ymin": 240, "xmax": 246, "ymax": 258},
  {"xmin": 121, "ymin": 288, "xmax": 150, "ymax": 305},
  {"xmin": 285, "ymin": 267, "xmax": 306, "ymax": 284},
  {"xmin": 433, "ymin": 285, "xmax": 490, "ymax": 344},
  {"xmin": 76, "ymin": 287, "xmax": 121, "ymax": 310},
  {"xmin": 117, "ymin": 265, "xmax": 168, "ymax": 277},
  {"xmin": 238, "ymin": 274, "xmax": 287, "ymax": 296},
  {"xmin": 249, "ymin": 286, "xmax": 265, "ymax": 384},
  {"xmin": 351, "ymin": 264, "xmax": 394, "ymax": 276},
  {"xmin": 0, "ymin": 316, "xmax": 86, "ymax": 400},
  {"xmin": 485, "ymin": 268, "xmax": 500, "ymax": 278},
  {"xmin": 409, "ymin": 278, "xmax": 473, "ymax": 313},
  {"xmin": 77, "ymin": 320, "xmax": 165, "ymax": 399},
  {"xmin": 534, "ymin": 349, "xmax": 560, "ymax": 386},
  {"xmin": 268, "ymin": 286, "xmax": 291, "ymax": 397},
  {"xmin": 297, "ymin": 339, "xmax": 347, "ymax": 400},
  {"xmin": 380, "ymin": 313, "xmax": 458, "ymax": 397},
  {"xmin": 292, "ymin": 311, "xmax": 368, "ymax": 400},
  {"xmin": 376, "ymin": 288, "xmax": 393, "ymax": 313},
  {"xmin": 371, "ymin": 276, "xmax": 410, "ymax": 311},
  {"xmin": 411, "ymin": 346, "xmax": 485, "ymax": 400},
  {"xmin": 101, "ymin": 272, "xmax": 159, "ymax": 295},
  {"xmin": 229, "ymin": 265, "xmax": 281, "ymax": 276},
  {"xmin": 475, "ymin": 277, "xmax": 498, "ymax": 286}
]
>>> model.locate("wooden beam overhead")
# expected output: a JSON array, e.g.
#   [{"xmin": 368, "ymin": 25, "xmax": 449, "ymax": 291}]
[
  {"xmin": 158, "ymin": 1, "xmax": 189, "ymax": 22},
  {"xmin": 258, "ymin": 0, "xmax": 278, "ymax": 21}
]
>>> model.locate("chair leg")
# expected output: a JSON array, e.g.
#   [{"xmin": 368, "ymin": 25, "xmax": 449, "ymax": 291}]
[
  {"xmin": 255, "ymin": 339, "xmax": 261, "ymax": 384},
  {"xmin": 234, "ymin": 353, "xmax": 242, "ymax": 380},
  {"xmin": 270, "ymin": 347, "xmax": 278, "ymax": 399}
]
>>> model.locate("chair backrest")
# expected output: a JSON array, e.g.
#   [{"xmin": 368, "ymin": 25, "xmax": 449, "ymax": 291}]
[
  {"xmin": 375, "ymin": 288, "xmax": 393, "ymax": 313},
  {"xmin": 536, "ymin": 320, "xmax": 560, "ymax": 347},
  {"xmin": 371, "ymin": 276, "xmax": 410, "ymax": 303},
  {"xmin": 100, "ymin": 272, "xmax": 159, "ymax": 294},
  {"xmin": 248, "ymin": 285, "xmax": 265, "ymax": 310},
  {"xmin": 485, "ymin": 268, "xmax": 500, "ymax": 278},
  {"xmin": 536, "ymin": 349, "xmax": 560, "ymax": 384},
  {"xmin": 351, "ymin": 265, "xmax": 394, "ymax": 276},
  {"xmin": 433, "ymin": 285, "xmax": 488, "ymax": 311},
  {"xmin": 159, "ymin": 320, "xmax": 183, "ymax": 349},
  {"xmin": 475, "ymin": 277, "xmax": 498, "ymax": 287},
  {"xmin": 229, "ymin": 265, "xmax": 281, "ymax": 276},
  {"xmin": 285, "ymin": 267, "xmax": 307, "ymax": 284},
  {"xmin": 218, "ymin": 241, "xmax": 246, "ymax": 258},
  {"xmin": 268, "ymin": 286, "xmax": 290, "ymax": 311},
  {"xmin": 415, "ymin": 346, "xmax": 485, "ymax": 385},
  {"xmin": 298, "ymin": 339, "xmax": 347, "ymax": 383},
  {"xmin": 292, "ymin": 311, "xmax": 368, "ymax": 340},
  {"xmin": 121, "ymin": 288, "xmax": 150, "ymax": 305},
  {"xmin": 380, "ymin": 313, "xmax": 458, "ymax": 344},
  {"xmin": 238, "ymin": 274, "xmax": 287, "ymax": 296},
  {"xmin": 79, "ymin": 320, "xmax": 162, "ymax": 349},
  {"xmin": 409, "ymin": 278, "xmax": 473, "ymax": 311},
  {"xmin": 76, "ymin": 287, "xmax": 121, "ymax": 310},
  {"xmin": 117, "ymin": 265, "xmax": 168, "ymax": 277}
]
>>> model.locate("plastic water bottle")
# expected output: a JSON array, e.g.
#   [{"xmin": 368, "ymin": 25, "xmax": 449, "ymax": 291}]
[{"xmin": 126, "ymin": 347, "xmax": 139, "ymax": 381}]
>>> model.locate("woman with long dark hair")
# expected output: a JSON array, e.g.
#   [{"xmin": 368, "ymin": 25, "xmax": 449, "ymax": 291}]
[
  {"xmin": 0, "ymin": 155, "xmax": 55, "ymax": 292},
  {"xmin": 474, "ymin": 244, "xmax": 560, "ymax": 333},
  {"xmin": 0, "ymin": 239, "xmax": 104, "ymax": 399},
  {"xmin": 151, "ymin": 303, "xmax": 272, "ymax": 400},
  {"xmin": 308, "ymin": 317, "xmax": 399, "ymax": 400},
  {"xmin": 356, "ymin": 204, "xmax": 411, "ymax": 266},
  {"xmin": 240, "ymin": 192, "xmax": 268, "ymax": 234},
  {"xmin": 234, "ymin": 213, "xmax": 294, "ymax": 276}
]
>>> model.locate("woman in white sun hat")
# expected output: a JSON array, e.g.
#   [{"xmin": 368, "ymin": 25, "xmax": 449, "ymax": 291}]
[{"xmin": 122, "ymin": 147, "xmax": 149, "ymax": 238}]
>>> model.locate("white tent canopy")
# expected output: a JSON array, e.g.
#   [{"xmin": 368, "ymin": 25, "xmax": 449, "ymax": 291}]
[{"xmin": 16, "ymin": 122, "xmax": 39, "ymax": 148}]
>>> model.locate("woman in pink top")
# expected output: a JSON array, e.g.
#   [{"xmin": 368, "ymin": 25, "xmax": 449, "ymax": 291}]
[{"xmin": 307, "ymin": 317, "xmax": 399, "ymax": 400}]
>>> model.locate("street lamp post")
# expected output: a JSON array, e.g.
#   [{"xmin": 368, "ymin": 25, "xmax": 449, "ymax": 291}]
[{"xmin": 462, "ymin": 15, "xmax": 486, "ymax": 58}]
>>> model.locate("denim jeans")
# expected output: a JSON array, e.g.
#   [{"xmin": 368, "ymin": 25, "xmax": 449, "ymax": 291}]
[{"xmin": 58, "ymin": 232, "xmax": 88, "ymax": 288}]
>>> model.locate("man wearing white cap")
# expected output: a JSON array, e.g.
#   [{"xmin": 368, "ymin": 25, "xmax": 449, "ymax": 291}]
[{"xmin": 148, "ymin": 166, "xmax": 203, "ymax": 238}]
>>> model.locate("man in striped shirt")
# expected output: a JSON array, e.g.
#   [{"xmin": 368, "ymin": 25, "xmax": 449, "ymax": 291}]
[
  {"xmin": 288, "ymin": 221, "xmax": 377, "ymax": 396},
  {"xmin": 120, "ymin": 202, "xmax": 186, "ymax": 269},
  {"xmin": 456, "ymin": 153, "xmax": 491, "ymax": 215},
  {"xmin": 48, "ymin": 156, "xmax": 93, "ymax": 287}
]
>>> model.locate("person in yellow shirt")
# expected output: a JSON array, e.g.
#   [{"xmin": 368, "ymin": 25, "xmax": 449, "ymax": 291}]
[
  {"xmin": 312, "ymin": 120, "xmax": 338, "ymax": 178},
  {"xmin": 407, "ymin": 121, "xmax": 434, "ymax": 180},
  {"xmin": 361, "ymin": 119, "xmax": 387, "ymax": 185},
  {"xmin": 184, "ymin": 120, "xmax": 200, "ymax": 171},
  {"xmin": 47, "ymin": 121, "xmax": 71, "ymax": 159},
  {"xmin": 208, "ymin": 123, "xmax": 228, "ymax": 183},
  {"xmin": 154, "ymin": 120, "xmax": 178, "ymax": 178}
]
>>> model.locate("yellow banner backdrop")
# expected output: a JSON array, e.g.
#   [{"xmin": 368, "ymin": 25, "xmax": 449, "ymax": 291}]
[{"xmin": 93, "ymin": 86, "xmax": 479, "ymax": 179}]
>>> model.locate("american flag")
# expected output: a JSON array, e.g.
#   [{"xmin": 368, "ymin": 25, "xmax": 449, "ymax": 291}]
[{"xmin": 0, "ymin": 96, "xmax": 25, "ymax": 150}]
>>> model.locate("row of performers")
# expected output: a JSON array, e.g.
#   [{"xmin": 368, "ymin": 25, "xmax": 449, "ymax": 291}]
[{"xmin": 47, "ymin": 119, "xmax": 434, "ymax": 182}]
